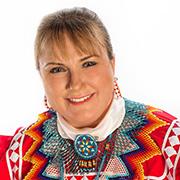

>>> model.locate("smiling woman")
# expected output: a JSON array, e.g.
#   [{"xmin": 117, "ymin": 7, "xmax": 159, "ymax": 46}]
[
  {"xmin": 39, "ymin": 36, "xmax": 115, "ymax": 129},
  {"xmin": 0, "ymin": 7, "xmax": 179, "ymax": 180}
]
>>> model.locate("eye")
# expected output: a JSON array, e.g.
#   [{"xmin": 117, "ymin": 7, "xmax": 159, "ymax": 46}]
[
  {"xmin": 82, "ymin": 61, "xmax": 97, "ymax": 68},
  {"xmin": 49, "ymin": 66, "xmax": 67, "ymax": 73}
]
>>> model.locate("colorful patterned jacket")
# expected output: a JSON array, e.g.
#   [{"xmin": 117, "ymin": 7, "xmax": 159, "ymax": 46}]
[{"xmin": 0, "ymin": 99, "xmax": 180, "ymax": 180}]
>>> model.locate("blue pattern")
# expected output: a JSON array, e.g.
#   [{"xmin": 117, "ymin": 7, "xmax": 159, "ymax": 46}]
[{"xmin": 38, "ymin": 98, "xmax": 149, "ymax": 179}]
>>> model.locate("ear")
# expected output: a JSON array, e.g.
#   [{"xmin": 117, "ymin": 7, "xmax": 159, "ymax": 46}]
[{"xmin": 110, "ymin": 55, "xmax": 115, "ymax": 74}]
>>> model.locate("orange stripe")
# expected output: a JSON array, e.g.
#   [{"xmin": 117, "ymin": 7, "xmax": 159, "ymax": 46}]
[
  {"xmin": 23, "ymin": 112, "xmax": 50, "ymax": 180},
  {"xmin": 126, "ymin": 107, "xmax": 168, "ymax": 179}
]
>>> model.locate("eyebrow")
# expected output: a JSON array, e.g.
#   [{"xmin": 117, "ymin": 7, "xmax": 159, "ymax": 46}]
[
  {"xmin": 80, "ymin": 55, "xmax": 98, "ymax": 61},
  {"xmin": 44, "ymin": 62, "xmax": 64, "ymax": 68},
  {"xmin": 43, "ymin": 54, "xmax": 98, "ymax": 68}
]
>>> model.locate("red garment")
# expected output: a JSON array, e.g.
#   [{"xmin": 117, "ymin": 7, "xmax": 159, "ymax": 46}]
[
  {"xmin": 0, "ymin": 135, "xmax": 12, "ymax": 159},
  {"xmin": 0, "ymin": 104, "xmax": 179, "ymax": 180}
]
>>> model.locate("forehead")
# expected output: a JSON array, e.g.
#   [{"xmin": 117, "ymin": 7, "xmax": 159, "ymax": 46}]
[{"xmin": 40, "ymin": 34, "xmax": 103, "ymax": 62}]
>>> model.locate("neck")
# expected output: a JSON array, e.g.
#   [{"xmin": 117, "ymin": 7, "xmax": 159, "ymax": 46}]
[{"xmin": 57, "ymin": 96, "xmax": 125, "ymax": 141}]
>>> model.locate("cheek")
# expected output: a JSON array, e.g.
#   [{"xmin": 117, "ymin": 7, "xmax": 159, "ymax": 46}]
[
  {"xmin": 42, "ymin": 77, "xmax": 65, "ymax": 96},
  {"xmin": 42, "ymin": 78, "xmax": 68, "ymax": 110},
  {"xmin": 87, "ymin": 68, "xmax": 114, "ymax": 92},
  {"xmin": 94, "ymin": 66, "xmax": 114, "ymax": 83}
]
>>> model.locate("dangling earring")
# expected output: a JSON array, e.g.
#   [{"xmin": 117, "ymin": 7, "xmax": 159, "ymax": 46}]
[
  {"xmin": 114, "ymin": 77, "xmax": 121, "ymax": 98},
  {"xmin": 44, "ymin": 95, "xmax": 53, "ymax": 110}
]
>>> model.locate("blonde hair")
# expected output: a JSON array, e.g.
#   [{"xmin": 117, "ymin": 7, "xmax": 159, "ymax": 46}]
[{"xmin": 34, "ymin": 7, "xmax": 113, "ymax": 69}]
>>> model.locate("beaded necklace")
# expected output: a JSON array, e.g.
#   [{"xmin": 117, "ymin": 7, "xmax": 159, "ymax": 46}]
[
  {"xmin": 39, "ymin": 99, "xmax": 148, "ymax": 179},
  {"xmin": 58, "ymin": 134, "xmax": 113, "ymax": 180},
  {"xmin": 39, "ymin": 113, "xmax": 117, "ymax": 179}
]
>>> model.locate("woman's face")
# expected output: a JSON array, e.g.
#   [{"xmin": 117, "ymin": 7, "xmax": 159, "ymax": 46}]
[{"xmin": 39, "ymin": 37, "xmax": 115, "ymax": 128}]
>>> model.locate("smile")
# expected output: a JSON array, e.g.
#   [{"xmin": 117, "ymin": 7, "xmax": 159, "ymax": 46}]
[{"xmin": 68, "ymin": 94, "xmax": 94, "ymax": 104}]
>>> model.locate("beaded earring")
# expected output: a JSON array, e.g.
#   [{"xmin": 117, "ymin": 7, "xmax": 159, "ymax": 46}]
[
  {"xmin": 44, "ymin": 95, "xmax": 53, "ymax": 110},
  {"xmin": 114, "ymin": 77, "xmax": 121, "ymax": 98}
]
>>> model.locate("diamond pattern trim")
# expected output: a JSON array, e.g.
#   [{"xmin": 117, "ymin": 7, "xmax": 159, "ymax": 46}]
[
  {"xmin": 7, "ymin": 128, "xmax": 24, "ymax": 180},
  {"xmin": 163, "ymin": 119, "xmax": 180, "ymax": 179}
]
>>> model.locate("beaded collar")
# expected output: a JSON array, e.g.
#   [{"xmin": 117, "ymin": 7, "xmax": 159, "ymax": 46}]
[{"xmin": 38, "ymin": 98, "xmax": 149, "ymax": 179}]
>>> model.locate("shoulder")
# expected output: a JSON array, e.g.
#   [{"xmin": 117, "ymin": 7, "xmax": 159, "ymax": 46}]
[
  {"xmin": 4, "ymin": 110, "xmax": 56, "ymax": 150},
  {"xmin": 146, "ymin": 107, "xmax": 180, "ymax": 179},
  {"xmin": 123, "ymin": 98, "xmax": 180, "ymax": 179},
  {"xmin": 124, "ymin": 98, "xmax": 179, "ymax": 140},
  {"xmin": 0, "ymin": 126, "xmax": 26, "ymax": 160},
  {"xmin": 124, "ymin": 98, "xmax": 177, "ymax": 129},
  {"xmin": 0, "ymin": 135, "xmax": 13, "ymax": 159},
  {"xmin": 9, "ymin": 110, "xmax": 55, "ymax": 147},
  {"xmin": 123, "ymin": 98, "xmax": 180, "ymax": 161},
  {"xmin": 0, "ymin": 110, "xmax": 54, "ymax": 179}
]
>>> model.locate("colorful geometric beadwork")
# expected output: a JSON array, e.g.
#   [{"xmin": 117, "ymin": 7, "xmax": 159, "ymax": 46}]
[
  {"xmin": 79, "ymin": 159, "xmax": 96, "ymax": 168},
  {"xmin": 22, "ymin": 98, "xmax": 172, "ymax": 179},
  {"xmin": 74, "ymin": 134, "xmax": 98, "ymax": 160}
]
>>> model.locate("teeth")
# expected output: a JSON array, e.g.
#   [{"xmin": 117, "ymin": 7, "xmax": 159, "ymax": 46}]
[{"xmin": 69, "ymin": 94, "xmax": 91, "ymax": 103}]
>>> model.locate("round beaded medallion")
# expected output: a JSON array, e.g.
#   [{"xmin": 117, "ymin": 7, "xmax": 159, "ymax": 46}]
[{"xmin": 74, "ymin": 134, "xmax": 98, "ymax": 160}]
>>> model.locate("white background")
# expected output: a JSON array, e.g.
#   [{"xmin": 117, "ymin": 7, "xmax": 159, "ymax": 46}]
[{"xmin": 0, "ymin": 0, "xmax": 180, "ymax": 135}]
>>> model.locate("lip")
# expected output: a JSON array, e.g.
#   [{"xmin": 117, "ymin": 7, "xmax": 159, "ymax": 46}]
[{"xmin": 67, "ymin": 93, "xmax": 95, "ymax": 105}]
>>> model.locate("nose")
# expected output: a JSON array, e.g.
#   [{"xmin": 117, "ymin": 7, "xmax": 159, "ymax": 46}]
[{"xmin": 66, "ymin": 70, "xmax": 83, "ymax": 90}]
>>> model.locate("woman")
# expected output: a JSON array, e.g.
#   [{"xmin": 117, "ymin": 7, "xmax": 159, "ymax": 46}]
[{"xmin": 0, "ymin": 7, "xmax": 179, "ymax": 180}]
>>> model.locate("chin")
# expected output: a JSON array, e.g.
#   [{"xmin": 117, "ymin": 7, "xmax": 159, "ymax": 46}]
[
  {"xmin": 69, "ymin": 115, "xmax": 96, "ymax": 128},
  {"xmin": 74, "ymin": 121, "xmax": 97, "ymax": 129}
]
